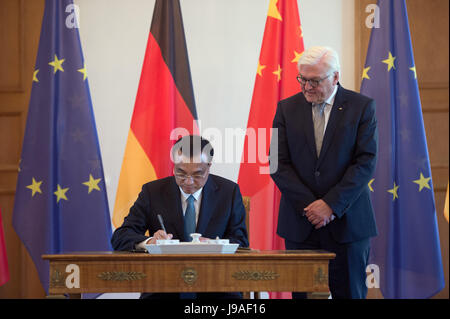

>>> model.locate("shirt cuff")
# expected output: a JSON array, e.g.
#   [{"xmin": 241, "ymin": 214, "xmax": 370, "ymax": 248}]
[{"xmin": 135, "ymin": 237, "xmax": 151, "ymax": 250}]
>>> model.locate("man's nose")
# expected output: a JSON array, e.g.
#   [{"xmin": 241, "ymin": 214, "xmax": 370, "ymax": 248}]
[
  {"xmin": 304, "ymin": 81, "xmax": 314, "ymax": 90},
  {"xmin": 184, "ymin": 176, "xmax": 194, "ymax": 185}
]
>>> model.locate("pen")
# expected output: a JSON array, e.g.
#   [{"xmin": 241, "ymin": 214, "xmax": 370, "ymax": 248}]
[{"xmin": 157, "ymin": 214, "xmax": 167, "ymax": 234}]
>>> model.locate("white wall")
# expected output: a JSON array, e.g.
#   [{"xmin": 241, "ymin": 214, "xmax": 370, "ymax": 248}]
[{"xmin": 75, "ymin": 0, "xmax": 355, "ymax": 218}]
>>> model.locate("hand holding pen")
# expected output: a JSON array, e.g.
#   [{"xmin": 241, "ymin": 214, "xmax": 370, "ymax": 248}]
[{"xmin": 146, "ymin": 214, "xmax": 173, "ymax": 244}]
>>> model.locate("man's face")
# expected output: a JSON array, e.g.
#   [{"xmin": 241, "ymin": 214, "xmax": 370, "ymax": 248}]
[
  {"xmin": 298, "ymin": 61, "xmax": 339, "ymax": 104},
  {"xmin": 173, "ymin": 161, "xmax": 211, "ymax": 194}
]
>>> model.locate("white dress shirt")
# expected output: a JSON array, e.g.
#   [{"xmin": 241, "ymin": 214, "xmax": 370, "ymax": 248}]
[
  {"xmin": 179, "ymin": 187, "xmax": 203, "ymax": 224},
  {"xmin": 136, "ymin": 187, "xmax": 203, "ymax": 249},
  {"xmin": 313, "ymin": 84, "xmax": 338, "ymax": 135}
]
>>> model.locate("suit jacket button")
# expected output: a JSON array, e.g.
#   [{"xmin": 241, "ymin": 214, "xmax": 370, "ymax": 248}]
[{"xmin": 315, "ymin": 171, "xmax": 320, "ymax": 177}]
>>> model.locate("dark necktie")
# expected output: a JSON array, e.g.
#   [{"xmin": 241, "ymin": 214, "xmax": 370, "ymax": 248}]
[
  {"xmin": 313, "ymin": 102, "xmax": 326, "ymax": 157},
  {"xmin": 184, "ymin": 195, "xmax": 196, "ymax": 241}
]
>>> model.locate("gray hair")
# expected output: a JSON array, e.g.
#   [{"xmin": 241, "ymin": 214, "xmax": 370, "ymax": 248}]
[{"xmin": 298, "ymin": 46, "xmax": 340, "ymax": 74}]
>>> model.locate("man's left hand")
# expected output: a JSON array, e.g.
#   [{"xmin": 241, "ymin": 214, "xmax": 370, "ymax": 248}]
[{"xmin": 304, "ymin": 199, "xmax": 334, "ymax": 229}]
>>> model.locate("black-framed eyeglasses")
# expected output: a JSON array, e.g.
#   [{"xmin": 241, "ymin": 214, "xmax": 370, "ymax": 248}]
[
  {"xmin": 296, "ymin": 74, "xmax": 331, "ymax": 88},
  {"xmin": 173, "ymin": 169, "xmax": 208, "ymax": 182}
]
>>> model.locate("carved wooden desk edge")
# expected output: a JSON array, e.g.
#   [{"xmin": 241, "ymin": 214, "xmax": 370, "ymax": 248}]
[{"xmin": 43, "ymin": 250, "xmax": 335, "ymax": 296}]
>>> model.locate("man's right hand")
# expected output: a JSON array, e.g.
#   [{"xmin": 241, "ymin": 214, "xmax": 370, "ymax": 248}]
[{"xmin": 147, "ymin": 230, "xmax": 173, "ymax": 244}]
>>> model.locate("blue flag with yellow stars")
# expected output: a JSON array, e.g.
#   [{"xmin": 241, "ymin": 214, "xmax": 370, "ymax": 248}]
[
  {"xmin": 360, "ymin": 0, "xmax": 444, "ymax": 298},
  {"xmin": 12, "ymin": 0, "xmax": 112, "ymax": 294}
]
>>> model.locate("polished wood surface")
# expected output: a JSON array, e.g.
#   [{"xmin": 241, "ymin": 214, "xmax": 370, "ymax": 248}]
[{"xmin": 42, "ymin": 250, "xmax": 335, "ymax": 296}]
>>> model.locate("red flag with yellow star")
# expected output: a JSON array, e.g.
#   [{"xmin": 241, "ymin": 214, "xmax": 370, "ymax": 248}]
[{"xmin": 237, "ymin": 0, "xmax": 304, "ymax": 298}]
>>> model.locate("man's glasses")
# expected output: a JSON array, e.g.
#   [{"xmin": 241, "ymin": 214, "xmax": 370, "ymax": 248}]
[
  {"xmin": 296, "ymin": 74, "xmax": 331, "ymax": 88},
  {"xmin": 174, "ymin": 170, "xmax": 208, "ymax": 182}
]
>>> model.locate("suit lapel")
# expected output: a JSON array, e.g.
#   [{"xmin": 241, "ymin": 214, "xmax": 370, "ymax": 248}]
[
  {"xmin": 163, "ymin": 177, "xmax": 184, "ymax": 240},
  {"xmin": 196, "ymin": 176, "xmax": 218, "ymax": 235},
  {"xmin": 317, "ymin": 86, "xmax": 346, "ymax": 167}
]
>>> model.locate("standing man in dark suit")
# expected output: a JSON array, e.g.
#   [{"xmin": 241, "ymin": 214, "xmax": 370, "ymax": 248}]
[
  {"xmin": 270, "ymin": 46, "xmax": 378, "ymax": 299},
  {"xmin": 112, "ymin": 135, "xmax": 248, "ymax": 299}
]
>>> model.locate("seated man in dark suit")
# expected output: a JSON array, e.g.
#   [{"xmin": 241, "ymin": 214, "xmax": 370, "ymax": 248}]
[{"xmin": 111, "ymin": 135, "xmax": 249, "ymax": 299}]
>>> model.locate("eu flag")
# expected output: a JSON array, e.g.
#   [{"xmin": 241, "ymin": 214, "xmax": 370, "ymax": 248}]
[
  {"xmin": 12, "ymin": 0, "xmax": 112, "ymax": 294},
  {"xmin": 360, "ymin": 0, "xmax": 444, "ymax": 298}
]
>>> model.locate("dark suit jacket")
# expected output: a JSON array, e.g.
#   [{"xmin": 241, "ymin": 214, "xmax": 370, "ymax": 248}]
[
  {"xmin": 111, "ymin": 174, "xmax": 249, "ymax": 251},
  {"xmin": 270, "ymin": 85, "xmax": 378, "ymax": 244}
]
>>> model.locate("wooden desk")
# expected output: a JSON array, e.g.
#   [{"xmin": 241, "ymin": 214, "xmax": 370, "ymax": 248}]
[{"xmin": 42, "ymin": 250, "xmax": 335, "ymax": 298}]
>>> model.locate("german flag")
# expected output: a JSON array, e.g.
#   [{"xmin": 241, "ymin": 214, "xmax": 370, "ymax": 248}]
[{"xmin": 113, "ymin": 0, "xmax": 198, "ymax": 228}]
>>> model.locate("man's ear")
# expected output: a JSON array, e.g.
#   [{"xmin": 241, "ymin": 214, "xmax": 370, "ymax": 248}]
[{"xmin": 333, "ymin": 71, "xmax": 340, "ymax": 85}]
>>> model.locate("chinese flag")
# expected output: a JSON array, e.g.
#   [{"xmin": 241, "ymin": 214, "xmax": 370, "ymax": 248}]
[
  {"xmin": 113, "ymin": 0, "xmax": 198, "ymax": 228},
  {"xmin": 237, "ymin": 0, "xmax": 304, "ymax": 298},
  {"xmin": 0, "ymin": 208, "xmax": 9, "ymax": 286}
]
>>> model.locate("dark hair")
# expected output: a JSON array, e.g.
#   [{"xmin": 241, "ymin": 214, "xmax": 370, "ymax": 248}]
[{"xmin": 171, "ymin": 135, "xmax": 214, "ymax": 163}]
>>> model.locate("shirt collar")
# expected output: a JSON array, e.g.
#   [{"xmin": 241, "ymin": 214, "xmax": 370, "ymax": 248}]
[
  {"xmin": 179, "ymin": 187, "xmax": 203, "ymax": 201},
  {"xmin": 324, "ymin": 84, "xmax": 338, "ymax": 106}
]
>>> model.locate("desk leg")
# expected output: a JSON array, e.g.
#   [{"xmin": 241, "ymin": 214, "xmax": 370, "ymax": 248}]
[
  {"xmin": 307, "ymin": 292, "xmax": 330, "ymax": 299},
  {"xmin": 248, "ymin": 292, "xmax": 261, "ymax": 299},
  {"xmin": 242, "ymin": 292, "xmax": 260, "ymax": 299}
]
